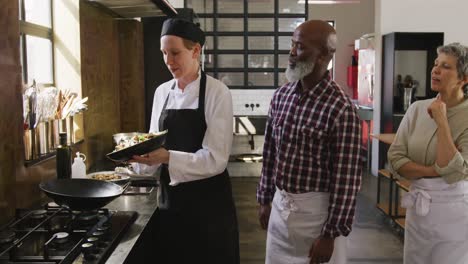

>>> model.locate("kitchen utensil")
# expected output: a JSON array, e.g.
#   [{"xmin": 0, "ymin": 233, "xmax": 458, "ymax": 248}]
[
  {"xmin": 107, "ymin": 131, "xmax": 168, "ymax": 163},
  {"xmin": 39, "ymin": 179, "xmax": 126, "ymax": 211}
]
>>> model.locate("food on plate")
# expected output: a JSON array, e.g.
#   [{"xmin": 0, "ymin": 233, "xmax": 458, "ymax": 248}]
[
  {"xmin": 90, "ymin": 173, "xmax": 121, "ymax": 181},
  {"xmin": 113, "ymin": 130, "xmax": 167, "ymax": 152},
  {"xmin": 115, "ymin": 166, "xmax": 132, "ymax": 174}
]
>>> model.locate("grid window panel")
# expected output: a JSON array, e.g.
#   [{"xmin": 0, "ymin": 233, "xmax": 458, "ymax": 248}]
[
  {"xmin": 248, "ymin": 55, "xmax": 274, "ymax": 68},
  {"xmin": 248, "ymin": 18, "xmax": 274, "ymax": 32},
  {"xmin": 24, "ymin": 0, "xmax": 51, "ymax": 28},
  {"xmin": 218, "ymin": 18, "xmax": 244, "ymax": 32},
  {"xmin": 218, "ymin": 55, "xmax": 244, "ymax": 68},
  {"xmin": 248, "ymin": 36, "xmax": 274, "ymax": 50},
  {"xmin": 279, "ymin": 0, "xmax": 305, "ymax": 14},
  {"xmin": 278, "ymin": 54, "xmax": 290, "ymax": 69},
  {"xmin": 188, "ymin": 0, "xmax": 307, "ymax": 89},
  {"xmin": 218, "ymin": 0, "xmax": 244, "ymax": 13},
  {"xmin": 219, "ymin": 72, "xmax": 244, "ymax": 86},
  {"xmin": 204, "ymin": 36, "xmax": 214, "ymax": 50},
  {"xmin": 199, "ymin": 18, "xmax": 213, "ymax": 32},
  {"xmin": 248, "ymin": 72, "xmax": 275, "ymax": 86},
  {"xmin": 278, "ymin": 36, "xmax": 293, "ymax": 50},
  {"xmin": 218, "ymin": 36, "xmax": 244, "ymax": 50},
  {"xmin": 279, "ymin": 18, "xmax": 305, "ymax": 32},
  {"xmin": 248, "ymin": 0, "xmax": 274, "ymax": 13},
  {"xmin": 187, "ymin": 0, "xmax": 214, "ymax": 14},
  {"xmin": 204, "ymin": 53, "xmax": 215, "ymax": 68},
  {"xmin": 25, "ymin": 35, "xmax": 53, "ymax": 84}
]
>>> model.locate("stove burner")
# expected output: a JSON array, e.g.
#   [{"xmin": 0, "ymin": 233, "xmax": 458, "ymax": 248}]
[
  {"xmin": 73, "ymin": 210, "xmax": 99, "ymax": 221},
  {"xmin": 97, "ymin": 225, "xmax": 110, "ymax": 232},
  {"xmin": 46, "ymin": 202, "xmax": 59, "ymax": 209},
  {"xmin": 0, "ymin": 229, "xmax": 15, "ymax": 245},
  {"xmin": 0, "ymin": 208, "xmax": 136, "ymax": 263},
  {"xmin": 30, "ymin": 210, "xmax": 47, "ymax": 219},
  {"xmin": 53, "ymin": 232, "xmax": 69, "ymax": 244}
]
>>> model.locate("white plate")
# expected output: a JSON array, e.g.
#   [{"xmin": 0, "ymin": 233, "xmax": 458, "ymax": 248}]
[
  {"xmin": 114, "ymin": 166, "xmax": 157, "ymax": 179},
  {"xmin": 87, "ymin": 171, "xmax": 130, "ymax": 184}
]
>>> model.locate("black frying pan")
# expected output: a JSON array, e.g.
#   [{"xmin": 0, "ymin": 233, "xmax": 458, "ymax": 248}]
[{"xmin": 39, "ymin": 179, "xmax": 126, "ymax": 211}]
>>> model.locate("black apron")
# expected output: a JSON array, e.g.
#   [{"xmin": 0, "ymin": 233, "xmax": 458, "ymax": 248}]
[{"xmin": 155, "ymin": 72, "xmax": 240, "ymax": 264}]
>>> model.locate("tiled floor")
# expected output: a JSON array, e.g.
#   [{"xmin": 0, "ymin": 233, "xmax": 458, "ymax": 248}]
[{"xmin": 232, "ymin": 171, "xmax": 404, "ymax": 264}]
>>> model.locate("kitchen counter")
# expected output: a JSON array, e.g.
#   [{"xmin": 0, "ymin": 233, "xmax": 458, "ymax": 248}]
[{"xmin": 104, "ymin": 187, "xmax": 159, "ymax": 264}]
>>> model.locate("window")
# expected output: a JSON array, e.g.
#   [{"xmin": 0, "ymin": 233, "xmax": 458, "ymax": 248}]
[
  {"xmin": 19, "ymin": 0, "xmax": 54, "ymax": 86},
  {"xmin": 186, "ymin": 0, "xmax": 308, "ymax": 89}
]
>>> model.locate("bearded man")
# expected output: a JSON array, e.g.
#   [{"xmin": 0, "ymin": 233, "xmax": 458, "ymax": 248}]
[{"xmin": 257, "ymin": 20, "xmax": 363, "ymax": 264}]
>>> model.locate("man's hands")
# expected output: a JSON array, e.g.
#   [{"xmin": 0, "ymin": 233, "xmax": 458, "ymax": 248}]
[
  {"xmin": 258, "ymin": 204, "xmax": 271, "ymax": 230},
  {"xmin": 309, "ymin": 236, "xmax": 335, "ymax": 264},
  {"xmin": 130, "ymin": 147, "xmax": 169, "ymax": 165}
]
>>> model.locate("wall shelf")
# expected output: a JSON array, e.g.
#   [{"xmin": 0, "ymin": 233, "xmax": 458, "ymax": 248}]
[{"xmin": 24, "ymin": 140, "xmax": 84, "ymax": 167}]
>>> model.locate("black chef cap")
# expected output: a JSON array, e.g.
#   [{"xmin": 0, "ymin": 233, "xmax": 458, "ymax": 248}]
[{"xmin": 161, "ymin": 18, "xmax": 205, "ymax": 46}]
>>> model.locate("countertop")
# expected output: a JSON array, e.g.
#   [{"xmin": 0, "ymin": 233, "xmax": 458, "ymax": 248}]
[{"xmin": 104, "ymin": 187, "xmax": 159, "ymax": 264}]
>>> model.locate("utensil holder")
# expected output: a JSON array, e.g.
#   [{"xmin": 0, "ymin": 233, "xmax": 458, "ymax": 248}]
[
  {"xmin": 67, "ymin": 116, "xmax": 74, "ymax": 145},
  {"xmin": 59, "ymin": 116, "xmax": 74, "ymax": 145},
  {"xmin": 32, "ymin": 128, "xmax": 41, "ymax": 159},
  {"xmin": 37, "ymin": 122, "xmax": 50, "ymax": 155},
  {"xmin": 24, "ymin": 130, "xmax": 33, "ymax": 160},
  {"xmin": 51, "ymin": 119, "xmax": 60, "ymax": 150}
]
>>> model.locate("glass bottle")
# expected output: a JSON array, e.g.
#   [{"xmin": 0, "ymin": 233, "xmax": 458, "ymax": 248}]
[{"xmin": 56, "ymin": 132, "xmax": 72, "ymax": 179}]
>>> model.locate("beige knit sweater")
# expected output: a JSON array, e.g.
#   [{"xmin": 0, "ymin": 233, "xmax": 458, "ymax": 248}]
[{"xmin": 388, "ymin": 98, "xmax": 468, "ymax": 184}]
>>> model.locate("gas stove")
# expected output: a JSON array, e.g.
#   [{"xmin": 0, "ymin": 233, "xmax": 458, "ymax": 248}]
[{"xmin": 0, "ymin": 203, "xmax": 137, "ymax": 264}]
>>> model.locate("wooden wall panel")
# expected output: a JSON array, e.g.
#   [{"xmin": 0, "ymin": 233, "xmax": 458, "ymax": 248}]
[
  {"xmin": 80, "ymin": 1, "xmax": 121, "ymax": 169},
  {"xmin": 0, "ymin": 0, "xmax": 23, "ymax": 224},
  {"xmin": 118, "ymin": 20, "xmax": 146, "ymax": 133}
]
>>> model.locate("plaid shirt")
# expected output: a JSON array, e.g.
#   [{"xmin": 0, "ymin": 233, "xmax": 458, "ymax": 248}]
[{"xmin": 257, "ymin": 73, "xmax": 362, "ymax": 238}]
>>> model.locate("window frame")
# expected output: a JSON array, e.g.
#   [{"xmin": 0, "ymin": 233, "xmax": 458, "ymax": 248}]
[{"xmin": 19, "ymin": 0, "xmax": 55, "ymax": 87}]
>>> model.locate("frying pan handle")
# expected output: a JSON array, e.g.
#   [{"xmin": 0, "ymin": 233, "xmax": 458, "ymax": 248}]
[
  {"xmin": 60, "ymin": 204, "xmax": 72, "ymax": 213},
  {"xmin": 121, "ymin": 181, "xmax": 132, "ymax": 193}
]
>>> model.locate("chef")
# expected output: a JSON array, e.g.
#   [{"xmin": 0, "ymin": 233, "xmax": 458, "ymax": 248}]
[{"xmin": 131, "ymin": 18, "xmax": 240, "ymax": 263}]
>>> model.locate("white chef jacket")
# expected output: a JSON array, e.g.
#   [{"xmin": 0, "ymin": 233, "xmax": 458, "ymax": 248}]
[{"xmin": 145, "ymin": 73, "xmax": 233, "ymax": 185}]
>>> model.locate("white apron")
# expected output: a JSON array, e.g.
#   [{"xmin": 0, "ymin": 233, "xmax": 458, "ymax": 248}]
[
  {"xmin": 266, "ymin": 188, "xmax": 347, "ymax": 264},
  {"xmin": 402, "ymin": 178, "xmax": 468, "ymax": 264}
]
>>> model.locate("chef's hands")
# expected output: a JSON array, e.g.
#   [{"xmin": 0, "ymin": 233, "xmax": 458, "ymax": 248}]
[
  {"xmin": 258, "ymin": 204, "xmax": 271, "ymax": 230},
  {"xmin": 130, "ymin": 147, "xmax": 169, "ymax": 165},
  {"xmin": 427, "ymin": 95, "xmax": 447, "ymax": 126},
  {"xmin": 309, "ymin": 236, "xmax": 334, "ymax": 264}
]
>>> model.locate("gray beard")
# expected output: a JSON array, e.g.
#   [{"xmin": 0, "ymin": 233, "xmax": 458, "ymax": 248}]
[{"xmin": 285, "ymin": 61, "xmax": 315, "ymax": 82}]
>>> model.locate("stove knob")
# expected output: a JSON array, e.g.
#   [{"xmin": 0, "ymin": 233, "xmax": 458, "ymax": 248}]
[
  {"xmin": 82, "ymin": 243, "xmax": 97, "ymax": 260},
  {"xmin": 87, "ymin": 237, "xmax": 99, "ymax": 243},
  {"xmin": 97, "ymin": 225, "xmax": 110, "ymax": 233},
  {"xmin": 88, "ymin": 236, "xmax": 107, "ymax": 249},
  {"xmin": 92, "ymin": 230, "xmax": 109, "ymax": 241},
  {"xmin": 87, "ymin": 237, "xmax": 100, "ymax": 249}
]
